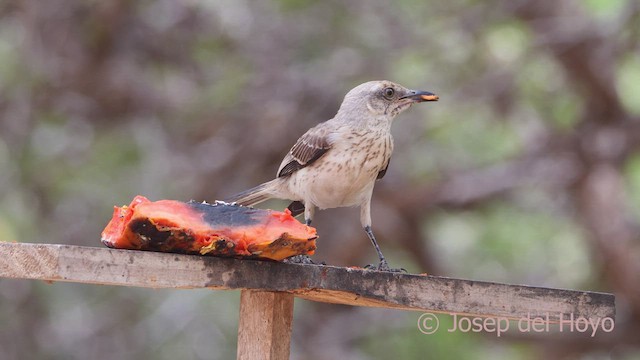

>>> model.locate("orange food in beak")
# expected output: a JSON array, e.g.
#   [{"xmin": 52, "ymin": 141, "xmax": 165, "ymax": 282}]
[{"xmin": 420, "ymin": 94, "xmax": 439, "ymax": 101}]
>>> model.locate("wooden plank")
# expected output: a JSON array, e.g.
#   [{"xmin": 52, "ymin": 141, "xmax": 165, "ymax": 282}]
[
  {"xmin": 237, "ymin": 290, "xmax": 294, "ymax": 360},
  {"xmin": 0, "ymin": 242, "xmax": 615, "ymax": 321}
]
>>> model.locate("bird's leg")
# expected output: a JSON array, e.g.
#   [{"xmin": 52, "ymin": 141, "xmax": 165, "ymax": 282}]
[
  {"xmin": 362, "ymin": 227, "xmax": 406, "ymax": 272},
  {"xmin": 304, "ymin": 204, "xmax": 315, "ymax": 226},
  {"xmin": 360, "ymin": 202, "xmax": 405, "ymax": 272},
  {"xmin": 363, "ymin": 226, "xmax": 389, "ymax": 271}
]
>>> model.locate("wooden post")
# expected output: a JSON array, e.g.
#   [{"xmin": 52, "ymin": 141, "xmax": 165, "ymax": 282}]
[{"xmin": 237, "ymin": 290, "xmax": 294, "ymax": 360}]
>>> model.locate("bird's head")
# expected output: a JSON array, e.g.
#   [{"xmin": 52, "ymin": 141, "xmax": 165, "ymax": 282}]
[{"xmin": 338, "ymin": 80, "xmax": 438, "ymax": 120}]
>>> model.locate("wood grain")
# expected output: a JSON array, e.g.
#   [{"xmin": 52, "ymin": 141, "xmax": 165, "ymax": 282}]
[
  {"xmin": 0, "ymin": 242, "xmax": 615, "ymax": 321},
  {"xmin": 237, "ymin": 290, "xmax": 294, "ymax": 360}
]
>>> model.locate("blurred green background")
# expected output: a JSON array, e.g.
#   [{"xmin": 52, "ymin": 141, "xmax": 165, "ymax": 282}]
[{"xmin": 1, "ymin": 0, "xmax": 639, "ymax": 359}]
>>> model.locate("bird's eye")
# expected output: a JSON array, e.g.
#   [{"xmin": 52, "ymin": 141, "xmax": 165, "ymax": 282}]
[{"xmin": 383, "ymin": 87, "xmax": 395, "ymax": 99}]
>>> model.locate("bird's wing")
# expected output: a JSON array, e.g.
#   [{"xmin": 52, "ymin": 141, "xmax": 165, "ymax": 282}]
[
  {"xmin": 376, "ymin": 158, "xmax": 390, "ymax": 180},
  {"xmin": 277, "ymin": 124, "xmax": 332, "ymax": 178}
]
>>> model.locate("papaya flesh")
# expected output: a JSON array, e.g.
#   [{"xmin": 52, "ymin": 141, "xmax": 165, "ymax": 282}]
[{"xmin": 101, "ymin": 195, "xmax": 317, "ymax": 261}]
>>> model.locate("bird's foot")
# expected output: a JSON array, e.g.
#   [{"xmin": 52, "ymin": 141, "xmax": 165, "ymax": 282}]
[
  {"xmin": 283, "ymin": 255, "xmax": 325, "ymax": 265},
  {"xmin": 364, "ymin": 260, "xmax": 407, "ymax": 273}
]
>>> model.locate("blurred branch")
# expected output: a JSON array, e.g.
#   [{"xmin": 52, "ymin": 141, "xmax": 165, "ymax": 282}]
[
  {"xmin": 511, "ymin": 0, "xmax": 625, "ymax": 123},
  {"xmin": 379, "ymin": 149, "xmax": 581, "ymax": 212},
  {"xmin": 617, "ymin": 0, "xmax": 640, "ymax": 54}
]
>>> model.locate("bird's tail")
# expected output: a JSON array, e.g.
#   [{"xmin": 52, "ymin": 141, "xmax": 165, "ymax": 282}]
[{"xmin": 225, "ymin": 179, "xmax": 280, "ymax": 206}]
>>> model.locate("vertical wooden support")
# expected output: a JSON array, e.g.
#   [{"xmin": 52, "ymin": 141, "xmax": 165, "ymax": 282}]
[{"xmin": 237, "ymin": 290, "xmax": 294, "ymax": 360}]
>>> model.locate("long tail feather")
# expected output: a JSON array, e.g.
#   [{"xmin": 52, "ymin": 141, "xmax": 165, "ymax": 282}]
[{"xmin": 225, "ymin": 179, "xmax": 278, "ymax": 206}]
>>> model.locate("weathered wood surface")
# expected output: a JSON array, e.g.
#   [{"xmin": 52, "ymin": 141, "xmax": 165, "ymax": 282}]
[
  {"xmin": 237, "ymin": 290, "xmax": 294, "ymax": 360},
  {"xmin": 0, "ymin": 242, "xmax": 615, "ymax": 321}
]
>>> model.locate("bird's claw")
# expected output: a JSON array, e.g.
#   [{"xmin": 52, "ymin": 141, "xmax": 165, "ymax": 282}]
[
  {"xmin": 364, "ymin": 260, "xmax": 407, "ymax": 273},
  {"xmin": 283, "ymin": 255, "xmax": 325, "ymax": 265}
]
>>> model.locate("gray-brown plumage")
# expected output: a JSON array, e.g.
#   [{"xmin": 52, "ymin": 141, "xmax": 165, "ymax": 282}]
[{"xmin": 226, "ymin": 80, "xmax": 438, "ymax": 271}]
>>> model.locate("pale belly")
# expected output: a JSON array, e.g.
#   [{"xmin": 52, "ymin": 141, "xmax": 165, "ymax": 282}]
[{"xmin": 285, "ymin": 140, "xmax": 390, "ymax": 209}]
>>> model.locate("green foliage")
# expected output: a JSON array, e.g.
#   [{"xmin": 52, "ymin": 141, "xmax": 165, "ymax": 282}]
[
  {"xmin": 616, "ymin": 54, "xmax": 640, "ymax": 116},
  {"xmin": 427, "ymin": 107, "xmax": 522, "ymax": 168},
  {"xmin": 484, "ymin": 21, "xmax": 530, "ymax": 65},
  {"xmin": 428, "ymin": 199, "xmax": 591, "ymax": 287},
  {"xmin": 583, "ymin": 0, "xmax": 627, "ymax": 19},
  {"xmin": 625, "ymin": 154, "xmax": 640, "ymax": 218}
]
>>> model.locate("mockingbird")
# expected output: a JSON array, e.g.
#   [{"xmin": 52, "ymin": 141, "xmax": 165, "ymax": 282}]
[{"xmin": 227, "ymin": 80, "xmax": 438, "ymax": 271}]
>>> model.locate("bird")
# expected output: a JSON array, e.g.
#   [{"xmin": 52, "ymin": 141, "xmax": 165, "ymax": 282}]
[{"xmin": 226, "ymin": 80, "xmax": 438, "ymax": 271}]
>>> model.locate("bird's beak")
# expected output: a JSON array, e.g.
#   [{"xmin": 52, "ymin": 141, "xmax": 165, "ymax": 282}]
[{"xmin": 400, "ymin": 90, "xmax": 439, "ymax": 102}]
